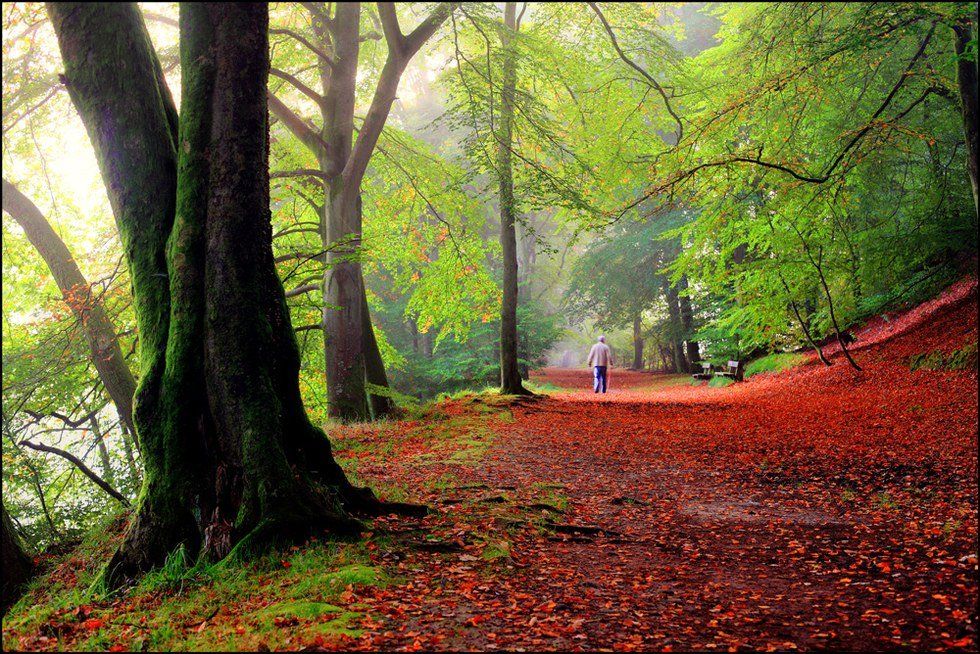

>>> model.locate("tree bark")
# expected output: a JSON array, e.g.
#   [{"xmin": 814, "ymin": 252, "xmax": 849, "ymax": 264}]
[
  {"xmin": 363, "ymin": 291, "xmax": 396, "ymax": 419},
  {"xmin": 319, "ymin": 3, "xmax": 369, "ymax": 422},
  {"xmin": 632, "ymin": 314, "xmax": 644, "ymax": 369},
  {"xmin": 953, "ymin": 17, "xmax": 978, "ymax": 217},
  {"xmin": 50, "ymin": 2, "xmax": 419, "ymax": 588},
  {"xmin": 662, "ymin": 280, "xmax": 688, "ymax": 373},
  {"xmin": 1, "ymin": 505, "xmax": 34, "ymax": 615},
  {"xmin": 498, "ymin": 2, "xmax": 531, "ymax": 395},
  {"xmin": 1, "ymin": 178, "xmax": 137, "ymax": 436},
  {"xmin": 677, "ymin": 275, "xmax": 700, "ymax": 368}
]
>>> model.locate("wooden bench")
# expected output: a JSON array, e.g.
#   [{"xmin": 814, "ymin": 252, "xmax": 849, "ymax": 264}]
[
  {"xmin": 714, "ymin": 360, "xmax": 744, "ymax": 382},
  {"xmin": 691, "ymin": 361, "xmax": 713, "ymax": 380}
]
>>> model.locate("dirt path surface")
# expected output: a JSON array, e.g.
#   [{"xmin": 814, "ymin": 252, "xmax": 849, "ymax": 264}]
[{"xmin": 342, "ymin": 278, "xmax": 978, "ymax": 652}]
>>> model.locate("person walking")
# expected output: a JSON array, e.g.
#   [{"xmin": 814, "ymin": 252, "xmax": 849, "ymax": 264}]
[{"xmin": 587, "ymin": 335, "xmax": 613, "ymax": 393}]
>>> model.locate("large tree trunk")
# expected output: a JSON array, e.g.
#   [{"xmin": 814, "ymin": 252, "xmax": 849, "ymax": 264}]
[
  {"xmin": 678, "ymin": 275, "xmax": 700, "ymax": 368},
  {"xmin": 953, "ymin": 17, "xmax": 978, "ymax": 218},
  {"xmin": 50, "ymin": 2, "xmax": 417, "ymax": 588},
  {"xmin": 632, "ymin": 314, "xmax": 644, "ymax": 369},
  {"xmin": 1, "ymin": 505, "xmax": 34, "ymax": 615},
  {"xmin": 497, "ymin": 2, "xmax": 531, "ymax": 395},
  {"xmin": 320, "ymin": 4, "xmax": 369, "ymax": 422},
  {"xmin": 2, "ymin": 179, "xmax": 137, "ymax": 435}
]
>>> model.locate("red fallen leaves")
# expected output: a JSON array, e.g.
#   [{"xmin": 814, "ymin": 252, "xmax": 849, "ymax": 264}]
[{"xmin": 337, "ymin": 277, "xmax": 976, "ymax": 651}]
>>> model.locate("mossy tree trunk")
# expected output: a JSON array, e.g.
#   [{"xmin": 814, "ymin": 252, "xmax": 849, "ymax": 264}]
[
  {"xmin": 497, "ymin": 2, "xmax": 532, "ymax": 396},
  {"xmin": 1, "ymin": 505, "xmax": 34, "ymax": 614},
  {"xmin": 49, "ymin": 2, "xmax": 419, "ymax": 588}
]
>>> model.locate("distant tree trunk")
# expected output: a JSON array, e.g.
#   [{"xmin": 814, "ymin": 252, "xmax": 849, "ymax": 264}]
[
  {"xmin": 319, "ymin": 4, "xmax": 369, "ymax": 422},
  {"xmin": 1, "ymin": 505, "xmax": 34, "ymax": 615},
  {"xmin": 663, "ymin": 281, "xmax": 688, "ymax": 373},
  {"xmin": 517, "ymin": 213, "xmax": 537, "ymax": 285},
  {"xmin": 498, "ymin": 2, "xmax": 531, "ymax": 396},
  {"xmin": 2, "ymin": 179, "xmax": 136, "ymax": 436},
  {"xmin": 408, "ymin": 318, "xmax": 421, "ymax": 353},
  {"xmin": 677, "ymin": 275, "xmax": 700, "ymax": 368},
  {"xmin": 421, "ymin": 330, "xmax": 434, "ymax": 358},
  {"xmin": 953, "ymin": 18, "xmax": 978, "ymax": 217},
  {"xmin": 632, "ymin": 315, "xmax": 644, "ymax": 369},
  {"xmin": 120, "ymin": 422, "xmax": 141, "ymax": 482},
  {"xmin": 779, "ymin": 275, "xmax": 831, "ymax": 365},
  {"xmin": 89, "ymin": 413, "xmax": 115, "ymax": 487},
  {"xmin": 50, "ymin": 2, "xmax": 419, "ymax": 588},
  {"xmin": 656, "ymin": 343, "xmax": 669, "ymax": 373}
]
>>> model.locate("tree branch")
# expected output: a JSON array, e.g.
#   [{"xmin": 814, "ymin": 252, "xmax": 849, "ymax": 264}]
[
  {"xmin": 19, "ymin": 439, "xmax": 130, "ymax": 507},
  {"xmin": 346, "ymin": 3, "xmax": 455, "ymax": 187},
  {"xmin": 284, "ymin": 283, "xmax": 319, "ymax": 298},
  {"xmin": 587, "ymin": 1, "xmax": 683, "ymax": 143},
  {"xmin": 270, "ymin": 67, "xmax": 326, "ymax": 107},
  {"xmin": 267, "ymin": 91, "xmax": 331, "ymax": 162},
  {"xmin": 271, "ymin": 168, "xmax": 330, "ymax": 185},
  {"xmin": 270, "ymin": 27, "xmax": 336, "ymax": 68},
  {"xmin": 22, "ymin": 407, "xmax": 100, "ymax": 429}
]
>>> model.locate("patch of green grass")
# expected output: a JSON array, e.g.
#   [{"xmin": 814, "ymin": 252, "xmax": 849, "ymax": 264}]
[
  {"xmin": 875, "ymin": 492, "xmax": 899, "ymax": 510},
  {"xmin": 481, "ymin": 541, "xmax": 512, "ymax": 561},
  {"xmin": 530, "ymin": 482, "xmax": 569, "ymax": 512},
  {"xmin": 907, "ymin": 342, "xmax": 978, "ymax": 371},
  {"xmin": 744, "ymin": 352, "xmax": 808, "ymax": 379},
  {"xmin": 524, "ymin": 380, "xmax": 561, "ymax": 394},
  {"xmin": 708, "ymin": 375, "xmax": 735, "ymax": 388},
  {"xmin": 941, "ymin": 519, "xmax": 962, "ymax": 539}
]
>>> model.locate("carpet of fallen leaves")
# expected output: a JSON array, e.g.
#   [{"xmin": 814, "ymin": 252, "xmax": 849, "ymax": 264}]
[{"xmin": 4, "ymin": 278, "xmax": 977, "ymax": 652}]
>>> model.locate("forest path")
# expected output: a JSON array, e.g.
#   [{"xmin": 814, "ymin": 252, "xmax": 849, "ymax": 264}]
[{"xmin": 346, "ymin": 280, "xmax": 977, "ymax": 651}]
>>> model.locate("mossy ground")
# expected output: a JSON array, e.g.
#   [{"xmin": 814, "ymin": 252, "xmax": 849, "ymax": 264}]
[
  {"xmin": 907, "ymin": 342, "xmax": 978, "ymax": 371},
  {"xmin": 744, "ymin": 352, "xmax": 808, "ymax": 379}
]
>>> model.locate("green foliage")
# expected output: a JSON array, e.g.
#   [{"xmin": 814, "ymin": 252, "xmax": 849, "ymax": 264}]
[
  {"xmin": 382, "ymin": 299, "xmax": 563, "ymax": 400},
  {"xmin": 663, "ymin": 2, "xmax": 977, "ymax": 360}
]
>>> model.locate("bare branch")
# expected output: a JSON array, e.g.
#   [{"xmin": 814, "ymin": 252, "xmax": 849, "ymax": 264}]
[
  {"xmin": 270, "ymin": 27, "xmax": 336, "ymax": 68},
  {"xmin": 270, "ymin": 67, "xmax": 326, "ymax": 107},
  {"xmin": 271, "ymin": 168, "xmax": 330, "ymax": 185},
  {"xmin": 285, "ymin": 283, "xmax": 319, "ymax": 298},
  {"xmin": 587, "ymin": 2, "xmax": 683, "ymax": 143},
  {"xmin": 20, "ymin": 439, "xmax": 130, "ymax": 507},
  {"xmin": 267, "ymin": 91, "xmax": 331, "ymax": 162}
]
